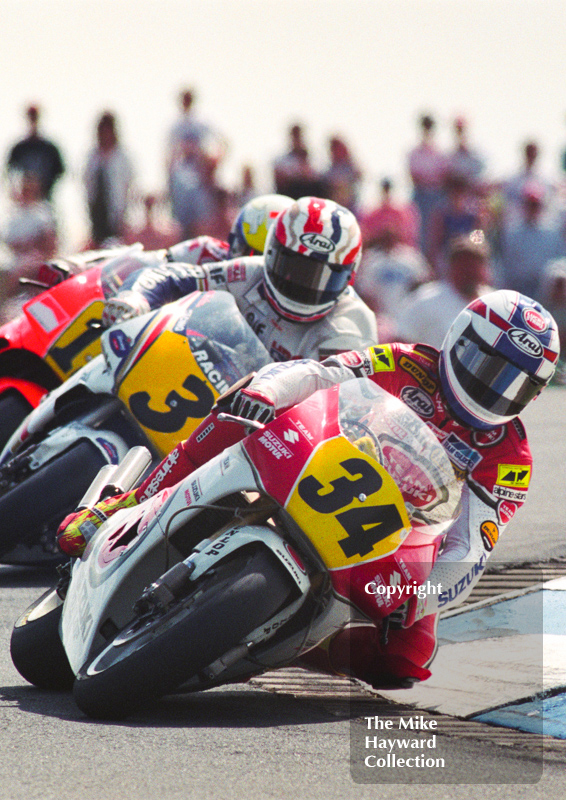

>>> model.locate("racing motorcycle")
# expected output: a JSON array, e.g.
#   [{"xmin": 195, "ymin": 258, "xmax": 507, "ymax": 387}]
[
  {"xmin": 0, "ymin": 244, "xmax": 162, "ymax": 453},
  {"xmin": 11, "ymin": 379, "xmax": 462, "ymax": 719},
  {"xmin": 0, "ymin": 290, "xmax": 270, "ymax": 565}
]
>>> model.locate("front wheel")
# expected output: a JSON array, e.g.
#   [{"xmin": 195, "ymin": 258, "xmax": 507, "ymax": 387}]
[
  {"xmin": 10, "ymin": 586, "xmax": 75, "ymax": 690},
  {"xmin": 73, "ymin": 546, "xmax": 294, "ymax": 720},
  {"xmin": 0, "ymin": 440, "xmax": 107, "ymax": 561}
]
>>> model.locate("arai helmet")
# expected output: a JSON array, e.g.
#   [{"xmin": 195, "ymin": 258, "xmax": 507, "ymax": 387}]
[
  {"xmin": 439, "ymin": 290, "xmax": 560, "ymax": 429},
  {"xmin": 263, "ymin": 196, "xmax": 362, "ymax": 321}
]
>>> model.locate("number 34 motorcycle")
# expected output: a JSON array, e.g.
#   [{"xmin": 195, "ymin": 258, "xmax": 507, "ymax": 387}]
[
  {"xmin": 0, "ymin": 290, "xmax": 270, "ymax": 564},
  {"xmin": 11, "ymin": 379, "xmax": 462, "ymax": 719}
]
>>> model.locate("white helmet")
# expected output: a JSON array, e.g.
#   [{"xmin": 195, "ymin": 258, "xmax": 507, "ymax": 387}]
[
  {"xmin": 439, "ymin": 290, "xmax": 560, "ymax": 429},
  {"xmin": 262, "ymin": 196, "xmax": 362, "ymax": 321},
  {"xmin": 228, "ymin": 194, "xmax": 293, "ymax": 258}
]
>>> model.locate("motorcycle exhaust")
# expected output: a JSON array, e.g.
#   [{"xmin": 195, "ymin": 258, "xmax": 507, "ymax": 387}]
[{"xmin": 77, "ymin": 446, "xmax": 152, "ymax": 509}]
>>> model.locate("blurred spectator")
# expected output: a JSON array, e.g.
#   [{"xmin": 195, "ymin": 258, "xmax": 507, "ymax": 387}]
[
  {"xmin": 407, "ymin": 113, "xmax": 447, "ymax": 258},
  {"xmin": 355, "ymin": 224, "xmax": 431, "ymax": 336},
  {"xmin": 0, "ymin": 172, "xmax": 58, "ymax": 313},
  {"xmin": 272, "ymin": 123, "xmax": 326, "ymax": 199},
  {"xmin": 169, "ymin": 132, "xmax": 224, "ymax": 239},
  {"xmin": 445, "ymin": 115, "xmax": 486, "ymax": 191},
  {"xmin": 166, "ymin": 87, "xmax": 226, "ymax": 179},
  {"xmin": 538, "ymin": 258, "xmax": 566, "ymax": 384},
  {"xmin": 360, "ymin": 177, "xmax": 419, "ymax": 248},
  {"xmin": 429, "ymin": 175, "xmax": 484, "ymax": 277},
  {"xmin": 236, "ymin": 164, "xmax": 259, "ymax": 207},
  {"xmin": 6, "ymin": 104, "xmax": 65, "ymax": 201},
  {"xmin": 124, "ymin": 193, "xmax": 181, "ymax": 250},
  {"xmin": 502, "ymin": 141, "xmax": 556, "ymax": 227},
  {"xmin": 539, "ymin": 258, "xmax": 566, "ymax": 343},
  {"xmin": 83, "ymin": 111, "xmax": 135, "ymax": 247},
  {"xmin": 499, "ymin": 183, "xmax": 565, "ymax": 300},
  {"xmin": 322, "ymin": 135, "xmax": 362, "ymax": 212},
  {"xmin": 395, "ymin": 230, "xmax": 493, "ymax": 349}
]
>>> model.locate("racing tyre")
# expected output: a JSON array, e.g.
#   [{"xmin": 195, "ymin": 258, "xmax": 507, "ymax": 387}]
[
  {"xmin": 73, "ymin": 546, "xmax": 295, "ymax": 720},
  {"xmin": 0, "ymin": 391, "xmax": 33, "ymax": 452},
  {"xmin": 10, "ymin": 587, "xmax": 75, "ymax": 690},
  {"xmin": 0, "ymin": 440, "xmax": 107, "ymax": 558}
]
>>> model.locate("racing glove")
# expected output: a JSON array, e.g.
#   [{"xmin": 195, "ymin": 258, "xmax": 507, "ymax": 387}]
[
  {"xmin": 229, "ymin": 386, "xmax": 276, "ymax": 424},
  {"xmin": 57, "ymin": 491, "xmax": 139, "ymax": 557},
  {"xmin": 102, "ymin": 291, "xmax": 151, "ymax": 328}
]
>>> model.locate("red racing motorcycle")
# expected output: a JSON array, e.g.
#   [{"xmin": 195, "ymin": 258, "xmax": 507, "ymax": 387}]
[
  {"xmin": 0, "ymin": 245, "xmax": 162, "ymax": 451},
  {"xmin": 11, "ymin": 379, "xmax": 462, "ymax": 719}
]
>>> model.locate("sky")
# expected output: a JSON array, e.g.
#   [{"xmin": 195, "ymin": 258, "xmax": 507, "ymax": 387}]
[{"xmin": 2, "ymin": 0, "xmax": 566, "ymax": 246}]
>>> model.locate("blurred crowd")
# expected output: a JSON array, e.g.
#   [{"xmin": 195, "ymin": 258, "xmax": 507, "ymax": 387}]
[{"xmin": 1, "ymin": 95, "xmax": 566, "ymax": 369}]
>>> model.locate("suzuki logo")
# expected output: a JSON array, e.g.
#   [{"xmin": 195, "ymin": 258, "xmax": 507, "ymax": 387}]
[{"xmin": 283, "ymin": 429, "xmax": 299, "ymax": 444}]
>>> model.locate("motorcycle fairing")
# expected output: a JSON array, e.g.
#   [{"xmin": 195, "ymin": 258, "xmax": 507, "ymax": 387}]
[
  {"xmin": 43, "ymin": 301, "xmax": 106, "ymax": 380},
  {"xmin": 60, "ymin": 444, "xmax": 313, "ymax": 674}
]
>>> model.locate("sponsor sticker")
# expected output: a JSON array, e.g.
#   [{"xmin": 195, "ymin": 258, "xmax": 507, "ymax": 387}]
[
  {"xmin": 257, "ymin": 429, "xmax": 293, "ymax": 460},
  {"xmin": 497, "ymin": 500, "xmax": 517, "ymax": 525},
  {"xmin": 480, "ymin": 520, "xmax": 499, "ymax": 552},
  {"xmin": 398, "ymin": 355, "xmax": 437, "ymax": 394},
  {"xmin": 109, "ymin": 329, "xmax": 132, "ymax": 358},
  {"xmin": 507, "ymin": 328, "xmax": 543, "ymax": 358},
  {"xmin": 400, "ymin": 385, "xmax": 435, "ymax": 418},
  {"xmin": 443, "ymin": 433, "xmax": 482, "ymax": 472},
  {"xmin": 471, "ymin": 426, "xmax": 506, "ymax": 448},
  {"xmin": 522, "ymin": 307, "xmax": 548, "ymax": 333},
  {"xmin": 96, "ymin": 437, "xmax": 119, "ymax": 464},
  {"xmin": 492, "ymin": 484, "xmax": 528, "ymax": 502},
  {"xmin": 299, "ymin": 232, "xmax": 336, "ymax": 253},
  {"xmin": 496, "ymin": 464, "xmax": 531, "ymax": 488},
  {"xmin": 369, "ymin": 345, "xmax": 395, "ymax": 373}
]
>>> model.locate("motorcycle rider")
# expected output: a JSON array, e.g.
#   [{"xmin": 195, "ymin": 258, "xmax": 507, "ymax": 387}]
[
  {"xmin": 98, "ymin": 192, "xmax": 294, "ymax": 319},
  {"xmin": 99, "ymin": 195, "xmax": 377, "ymax": 363},
  {"xmin": 58, "ymin": 288, "xmax": 559, "ymax": 689}
]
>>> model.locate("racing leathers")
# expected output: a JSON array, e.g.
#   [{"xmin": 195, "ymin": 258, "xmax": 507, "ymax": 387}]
[
  {"xmin": 103, "ymin": 255, "xmax": 378, "ymax": 361},
  {"xmin": 215, "ymin": 342, "xmax": 532, "ymax": 686}
]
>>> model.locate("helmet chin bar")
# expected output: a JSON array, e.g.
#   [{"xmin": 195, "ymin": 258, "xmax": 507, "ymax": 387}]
[{"xmin": 262, "ymin": 276, "xmax": 336, "ymax": 323}]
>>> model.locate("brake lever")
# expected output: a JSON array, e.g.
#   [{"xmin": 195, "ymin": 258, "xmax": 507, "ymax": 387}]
[{"xmin": 216, "ymin": 412, "xmax": 265, "ymax": 431}]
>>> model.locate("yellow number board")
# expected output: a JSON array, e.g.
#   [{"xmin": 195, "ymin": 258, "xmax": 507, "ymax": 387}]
[
  {"xmin": 117, "ymin": 330, "xmax": 218, "ymax": 456},
  {"xmin": 45, "ymin": 301, "xmax": 105, "ymax": 380},
  {"xmin": 286, "ymin": 436, "xmax": 411, "ymax": 570}
]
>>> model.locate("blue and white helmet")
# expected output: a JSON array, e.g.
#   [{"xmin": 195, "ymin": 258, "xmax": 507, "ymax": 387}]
[{"xmin": 439, "ymin": 290, "xmax": 560, "ymax": 429}]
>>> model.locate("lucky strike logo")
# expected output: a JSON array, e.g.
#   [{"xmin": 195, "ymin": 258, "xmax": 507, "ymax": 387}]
[
  {"xmin": 299, "ymin": 232, "xmax": 336, "ymax": 254},
  {"xmin": 522, "ymin": 308, "xmax": 548, "ymax": 333}
]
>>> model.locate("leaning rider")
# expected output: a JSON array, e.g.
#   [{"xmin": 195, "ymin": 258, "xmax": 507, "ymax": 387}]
[{"xmin": 58, "ymin": 289, "xmax": 559, "ymax": 689}]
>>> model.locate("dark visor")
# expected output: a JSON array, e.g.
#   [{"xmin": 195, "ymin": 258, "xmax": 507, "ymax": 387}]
[
  {"xmin": 266, "ymin": 242, "xmax": 351, "ymax": 306},
  {"xmin": 450, "ymin": 325, "xmax": 544, "ymax": 417}
]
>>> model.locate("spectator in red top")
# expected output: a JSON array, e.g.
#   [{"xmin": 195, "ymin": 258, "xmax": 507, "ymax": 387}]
[
  {"xmin": 360, "ymin": 178, "xmax": 419, "ymax": 248},
  {"xmin": 322, "ymin": 135, "xmax": 362, "ymax": 213}
]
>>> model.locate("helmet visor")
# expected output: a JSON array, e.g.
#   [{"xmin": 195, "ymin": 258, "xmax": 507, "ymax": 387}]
[
  {"xmin": 450, "ymin": 325, "xmax": 545, "ymax": 418},
  {"xmin": 266, "ymin": 242, "xmax": 351, "ymax": 307}
]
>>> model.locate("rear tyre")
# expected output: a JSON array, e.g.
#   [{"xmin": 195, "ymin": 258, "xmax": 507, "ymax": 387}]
[
  {"xmin": 10, "ymin": 587, "xmax": 75, "ymax": 690},
  {"xmin": 73, "ymin": 547, "xmax": 294, "ymax": 720},
  {"xmin": 0, "ymin": 391, "xmax": 33, "ymax": 452},
  {"xmin": 0, "ymin": 440, "xmax": 107, "ymax": 558}
]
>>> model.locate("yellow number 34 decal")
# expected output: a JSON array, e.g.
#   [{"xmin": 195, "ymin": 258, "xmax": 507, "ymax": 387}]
[{"xmin": 286, "ymin": 438, "xmax": 411, "ymax": 570}]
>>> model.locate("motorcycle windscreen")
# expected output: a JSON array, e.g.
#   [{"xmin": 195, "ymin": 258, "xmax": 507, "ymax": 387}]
[{"xmin": 115, "ymin": 293, "xmax": 270, "ymax": 457}]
